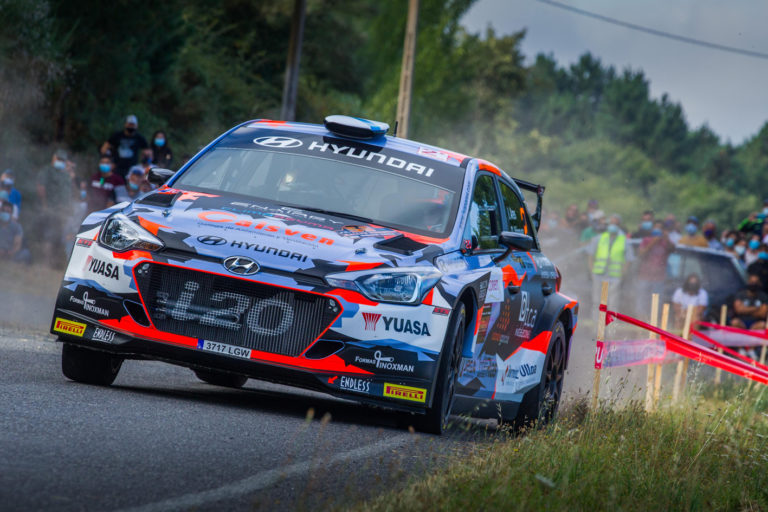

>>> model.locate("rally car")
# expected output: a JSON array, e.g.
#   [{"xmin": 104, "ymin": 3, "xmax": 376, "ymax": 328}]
[{"xmin": 51, "ymin": 115, "xmax": 578, "ymax": 434}]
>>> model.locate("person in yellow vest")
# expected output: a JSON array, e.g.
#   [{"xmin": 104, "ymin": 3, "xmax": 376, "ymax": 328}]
[{"xmin": 588, "ymin": 213, "xmax": 634, "ymax": 313}]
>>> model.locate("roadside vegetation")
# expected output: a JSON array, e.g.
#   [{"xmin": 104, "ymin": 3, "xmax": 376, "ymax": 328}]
[{"xmin": 356, "ymin": 383, "xmax": 768, "ymax": 511}]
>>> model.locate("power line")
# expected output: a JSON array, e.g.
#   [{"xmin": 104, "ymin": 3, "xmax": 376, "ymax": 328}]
[{"xmin": 536, "ymin": 0, "xmax": 768, "ymax": 60}]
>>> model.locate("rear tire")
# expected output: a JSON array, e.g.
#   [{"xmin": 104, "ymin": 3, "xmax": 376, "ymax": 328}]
[
  {"xmin": 194, "ymin": 369, "xmax": 248, "ymax": 389},
  {"xmin": 413, "ymin": 303, "xmax": 466, "ymax": 435},
  {"xmin": 61, "ymin": 343, "xmax": 123, "ymax": 386},
  {"xmin": 510, "ymin": 321, "xmax": 566, "ymax": 430}
]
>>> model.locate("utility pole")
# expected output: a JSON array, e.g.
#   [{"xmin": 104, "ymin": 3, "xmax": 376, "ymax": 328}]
[
  {"xmin": 395, "ymin": 0, "xmax": 419, "ymax": 138},
  {"xmin": 280, "ymin": 0, "xmax": 306, "ymax": 121}
]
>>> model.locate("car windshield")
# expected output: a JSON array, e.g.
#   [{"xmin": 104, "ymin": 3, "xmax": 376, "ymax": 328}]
[{"xmin": 174, "ymin": 146, "xmax": 462, "ymax": 237}]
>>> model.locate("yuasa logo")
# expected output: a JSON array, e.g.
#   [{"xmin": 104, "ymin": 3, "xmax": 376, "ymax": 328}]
[
  {"xmin": 253, "ymin": 136, "xmax": 302, "ymax": 148},
  {"xmin": 362, "ymin": 312, "xmax": 382, "ymax": 330}
]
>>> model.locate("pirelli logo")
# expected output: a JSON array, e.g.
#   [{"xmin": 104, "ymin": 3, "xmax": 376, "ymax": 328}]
[
  {"xmin": 383, "ymin": 383, "xmax": 426, "ymax": 403},
  {"xmin": 53, "ymin": 318, "xmax": 86, "ymax": 337}
]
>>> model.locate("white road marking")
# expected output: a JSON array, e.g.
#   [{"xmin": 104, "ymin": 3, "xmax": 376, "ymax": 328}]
[{"xmin": 114, "ymin": 433, "xmax": 414, "ymax": 512}]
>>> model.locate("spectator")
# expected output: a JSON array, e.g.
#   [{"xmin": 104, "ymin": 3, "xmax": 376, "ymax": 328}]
[
  {"xmin": 0, "ymin": 200, "xmax": 29, "ymax": 263},
  {"xmin": 0, "ymin": 179, "xmax": 19, "ymax": 221},
  {"xmin": 580, "ymin": 209, "xmax": 605, "ymax": 244},
  {"xmin": 672, "ymin": 273, "xmax": 708, "ymax": 329},
  {"xmin": 564, "ymin": 204, "xmax": 585, "ymax": 232},
  {"xmin": 1, "ymin": 169, "xmax": 21, "ymax": 214},
  {"xmin": 586, "ymin": 199, "xmax": 599, "ymax": 221},
  {"xmin": 150, "ymin": 130, "xmax": 173, "ymax": 168},
  {"xmin": 125, "ymin": 167, "xmax": 149, "ymax": 200},
  {"xmin": 733, "ymin": 238, "xmax": 748, "ymax": 267},
  {"xmin": 664, "ymin": 215, "xmax": 682, "ymax": 244},
  {"xmin": 678, "ymin": 216, "xmax": 708, "ymax": 248},
  {"xmin": 747, "ymin": 245, "xmax": 768, "ymax": 293},
  {"xmin": 745, "ymin": 234, "xmax": 762, "ymax": 266},
  {"xmin": 635, "ymin": 220, "xmax": 675, "ymax": 316},
  {"xmin": 36, "ymin": 149, "xmax": 75, "ymax": 263},
  {"xmin": 701, "ymin": 220, "xmax": 722, "ymax": 250},
  {"xmin": 736, "ymin": 199, "xmax": 768, "ymax": 236},
  {"xmin": 100, "ymin": 114, "xmax": 148, "ymax": 178},
  {"xmin": 762, "ymin": 221, "xmax": 768, "ymax": 245},
  {"xmin": 730, "ymin": 274, "xmax": 768, "ymax": 331},
  {"xmin": 631, "ymin": 210, "xmax": 654, "ymax": 239},
  {"xmin": 588, "ymin": 213, "xmax": 633, "ymax": 311},
  {"xmin": 88, "ymin": 156, "xmax": 128, "ymax": 212}
]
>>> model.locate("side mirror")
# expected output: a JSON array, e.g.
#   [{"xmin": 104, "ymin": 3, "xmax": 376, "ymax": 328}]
[
  {"xmin": 148, "ymin": 167, "xmax": 175, "ymax": 186},
  {"xmin": 499, "ymin": 231, "xmax": 533, "ymax": 251}
]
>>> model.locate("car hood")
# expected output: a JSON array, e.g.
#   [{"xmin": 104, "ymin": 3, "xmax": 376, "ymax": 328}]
[{"xmin": 125, "ymin": 188, "xmax": 448, "ymax": 275}]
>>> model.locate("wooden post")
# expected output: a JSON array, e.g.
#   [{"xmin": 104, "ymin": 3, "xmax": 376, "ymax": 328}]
[
  {"xmin": 673, "ymin": 305, "xmax": 694, "ymax": 403},
  {"xmin": 279, "ymin": 0, "xmax": 307, "ymax": 121},
  {"xmin": 592, "ymin": 281, "xmax": 610, "ymax": 411},
  {"xmin": 395, "ymin": 0, "xmax": 419, "ymax": 138},
  {"xmin": 653, "ymin": 303, "xmax": 670, "ymax": 408},
  {"xmin": 645, "ymin": 293, "xmax": 660, "ymax": 412},
  {"xmin": 714, "ymin": 304, "xmax": 727, "ymax": 385}
]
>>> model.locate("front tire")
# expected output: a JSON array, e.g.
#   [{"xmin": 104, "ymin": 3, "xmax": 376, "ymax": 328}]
[
  {"xmin": 194, "ymin": 369, "xmax": 248, "ymax": 389},
  {"xmin": 414, "ymin": 303, "xmax": 466, "ymax": 435},
  {"xmin": 510, "ymin": 321, "xmax": 567, "ymax": 430},
  {"xmin": 61, "ymin": 343, "xmax": 123, "ymax": 386}
]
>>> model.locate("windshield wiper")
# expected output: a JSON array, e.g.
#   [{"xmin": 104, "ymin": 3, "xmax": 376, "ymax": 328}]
[{"xmin": 298, "ymin": 206, "xmax": 374, "ymax": 225}]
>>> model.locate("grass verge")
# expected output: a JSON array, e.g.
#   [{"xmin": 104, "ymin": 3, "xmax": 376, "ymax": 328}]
[{"xmin": 355, "ymin": 385, "xmax": 768, "ymax": 511}]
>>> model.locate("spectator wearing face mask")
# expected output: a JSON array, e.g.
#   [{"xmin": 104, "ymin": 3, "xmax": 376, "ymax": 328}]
[
  {"xmin": 731, "ymin": 274, "xmax": 768, "ymax": 331},
  {"xmin": 745, "ymin": 234, "xmax": 762, "ymax": 266},
  {"xmin": 664, "ymin": 215, "xmax": 681, "ymax": 244},
  {"xmin": 0, "ymin": 200, "xmax": 30, "ymax": 263},
  {"xmin": 0, "ymin": 169, "xmax": 21, "ymax": 217},
  {"xmin": 588, "ymin": 213, "xmax": 634, "ymax": 311},
  {"xmin": 580, "ymin": 209, "xmax": 604, "ymax": 244},
  {"xmin": 150, "ymin": 130, "xmax": 173, "ymax": 168},
  {"xmin": 678, "ymin": 216, "xmax": 708, "ymax": 248},
  {"xmin": 672, "ymin": 273, "xmax": 708, "ymax": 329},
  {"xmin": 631, "ymin": 210, "xmax": 655, "ymax": 239},
  {"xmin": 701, "ymin": 220, "xmax": 723, "ymax": 250},
  {"xmin": 747, "ymin": 245, "xmax": 768, "ymax": 294},
  {"xmin": 125, "ymin": 167, "xmax": 151, "ymax": 199},
  {"xmin": 36, "ymin": 149, "xmax": 76, "ymax": 263},
  {"xmin": 88, "ymin": 156, "xmax": 128, "ymax": 212},
  {"xmin": 100, "ymin": 115, "xmax": 148, "ymax": 179},
  {"xmin": 635, "ymin": 220, "xmax": 675, "ymax": 316},
  {"xmin": 732, "ymin": 238, "xmax": 748, "ymax": 268},
  {"xmin": 723, "ymin": 231, "xmax": 742, "ymax": 259}
]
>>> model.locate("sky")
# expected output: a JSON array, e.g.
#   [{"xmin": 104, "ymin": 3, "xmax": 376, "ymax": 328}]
[{"xmin": 462, "ymin": 0, "xmax": 768, "ymax": 144}]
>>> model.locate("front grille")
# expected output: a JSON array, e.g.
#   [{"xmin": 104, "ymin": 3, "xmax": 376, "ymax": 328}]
[{"xmin": 134, "ymin": 263, "xmax": 339, "ymax": 357}]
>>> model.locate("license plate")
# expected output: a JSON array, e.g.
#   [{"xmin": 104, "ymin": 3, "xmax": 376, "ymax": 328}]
[{"xmin": 197, "ymin": 339, "xmax": 252, "ymax": 360}]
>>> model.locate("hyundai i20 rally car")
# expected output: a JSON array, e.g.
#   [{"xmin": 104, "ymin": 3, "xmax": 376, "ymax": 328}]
[{"xmin": 51, "ymin": 115, "xmax": 578, "ymax": 433}]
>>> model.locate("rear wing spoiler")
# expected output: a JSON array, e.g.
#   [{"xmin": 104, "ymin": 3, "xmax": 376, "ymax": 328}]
[{"xmin": 513, "ymin": 178, "xmax": 545, "ymax": 231}]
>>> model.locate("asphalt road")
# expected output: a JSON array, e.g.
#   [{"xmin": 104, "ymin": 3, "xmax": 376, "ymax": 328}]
[{"xmin": 0, "ymin": 327, "xmax": 506, "ymax": 512}]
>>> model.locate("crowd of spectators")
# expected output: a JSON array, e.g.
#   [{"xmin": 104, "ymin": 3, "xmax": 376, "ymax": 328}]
[
  {"xmin": 0, "ymin": 115, "xmax": 175, "ymax": 267},
  {"xmin": 541, "ymin": 198, "xmax": 768, "ymax": 331}
]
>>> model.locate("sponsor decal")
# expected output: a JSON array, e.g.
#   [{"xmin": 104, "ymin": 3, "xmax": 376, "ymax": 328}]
[
  {"xmin": 53, "ymin": 318, "xmax": 86, "ymax": 337},
  {"xmin": 229, "ymin": 240, "xmax": 308, "ymax": 262},
  {"xmin": 501, "ymin": 363, "xmax": 538, "ymax": 383},
  {"xmin": 253, "ymin": 136, "xmax": 302, "ymax": 148},
  {"xmin": 92, "ymin": 327, "xmax": 116, "ymax": 343},
  {"xmin": 197, "ymin": 211, "xmax": 335, "ymax": 245},
  {"xmin": 515, "ymin": 327, "xmax": 532, "ymax": 339},
  {"xmin": 382, "ymin": 316, "xmax": 430, "ymax": 336},
  {"xmin": 307, "ymin": 141, "xmax": 435, "ymax": 178},
  {"xmin": 69, "ymin": 291, "xmax": 109, "ymax": 317},
  {"xmin": 518, "ymin": 291, "xmax": 537, "ymax": 328},
  {"xmin": 197, "ymin": 339, "xmax": 253, "ymax": 360},
  {"xmin": 75, "ymin": 238, "xmax": 93, "ymax": 247},
  {"xmin": 485, "ymin": 267, "xmax": 505, "ymax": 303},
  {"xmin": 383, "ymin": 383, "xmax": 426, "ymax": 403},
  {"xmin": 417, "ymin": 147, "xmax": 450, "ymax": 162},
  {"xmin": 338, "ymin": 376, "xmax": 371, "ymax": 394},
  {"xmin": 362, "ymin": 312, "xmax": 382, "ymax": 330},
  {"xmin": 339, "ymin": 225, "xmax": 400, "ymax": 239},
  {"xmin": 223, "ymin": 203, "xmax": 344, "ymax": 229},
  {"xmin": 197, "ymin": 235, "xmax": 227, "ymax": 246},
  {"xmin": 84, "ymin": 256, "xmax": 120, "ymax": 280},
  {"xmin": 432, "ymin": 307, "xmax": 450, "ymax": 316},
  {"xmin": 354, "ymin": 350, "xmax": 415, "ymax": 373}
]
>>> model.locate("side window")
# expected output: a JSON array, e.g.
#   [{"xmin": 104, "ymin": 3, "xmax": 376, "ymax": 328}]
[
  {"xmin": 466, "ymin": 174, "xmax": 502, "ymax": 249},
  {"xmin": 499, "ymin": 182, "xmax": 530, "ymax": 236}
]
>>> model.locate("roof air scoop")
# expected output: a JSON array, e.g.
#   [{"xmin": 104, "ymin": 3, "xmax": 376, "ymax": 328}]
[{"xmin": 324, "ymin": 115, "xmax": 389, "ymax": 140}]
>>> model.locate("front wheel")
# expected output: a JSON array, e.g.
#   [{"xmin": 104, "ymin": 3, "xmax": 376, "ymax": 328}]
[
  {"xmin": 413, "ymin": 303, "xmax": 466, "ymax": 435},
  {"xmin": 61, "ymin": 343, "xmax": 123, "ymax": 386},
  {"xmin": 510, "ymin": 321, "xmax": 567, "ymax": 430}
]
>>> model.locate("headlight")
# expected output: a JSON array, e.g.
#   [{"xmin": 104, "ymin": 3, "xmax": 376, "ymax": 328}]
[
  {"xmin": 326, "ymin": 267, "xmax": 441, "ymax": 305},
  {"xmin": 99, "ymin": 213, "xmax": 164, "ymax": 252}
]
